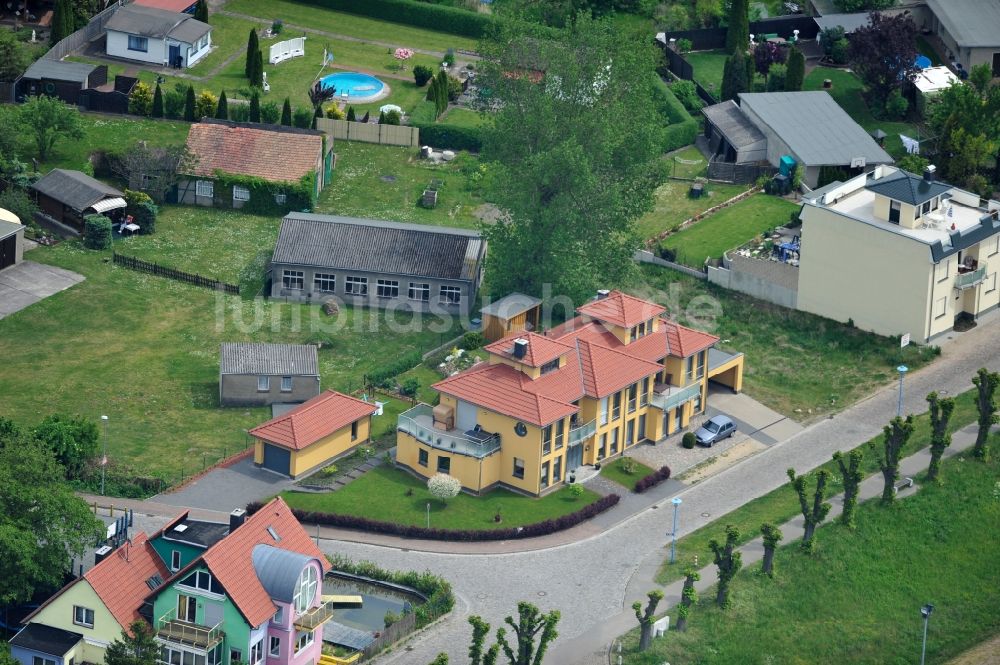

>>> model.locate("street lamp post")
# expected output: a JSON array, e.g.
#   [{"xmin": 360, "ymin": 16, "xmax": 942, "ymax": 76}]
[
  {"xmin": 920, "ymin": 604, "xmax": 934, "ymax": 665},
  {"xmin": 100, "ymin": 415, "xmax": 108, "ymax": 496},
  {"xmin": 896, "ymin": 365, "xmax": 909, "ymax": 418},
  {"xmin": 669, "ymin": 497, "xmax": 682, "ymax": 564}
]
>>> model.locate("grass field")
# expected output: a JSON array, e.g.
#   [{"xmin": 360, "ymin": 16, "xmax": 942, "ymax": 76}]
[
  {"xmin": 624, "ymin": 437, "xmax": 1000, "ymax": 664},
  {"xmin": 635, "ymin": 179, "xmax": 748, "ymax": 241},
  {"xmin": 660, "ymin": 194, "xmax": 800, "ymax": 267},
  {"xmin": 600, "ymin": 456, "xmax": 655, "ymax": 490},
  {"xmin": 186, "ymin": 13, "xmax": 263, "ymax": 77},
  {"xmin": 396, "ymin": 364, "xmax": 446, "ymax": 405},
  {"xmin": 685, "ymin": 49, "xmax": 729, "ymax": 97},
  {"xmin": 635, "ymin": 264, "xmax": 940, "ymax": 419},
  {"xmin": 653, "ymin": 389, "xmax": 979, "ymax": 585},
  {"xmin": 281, "ymin": 465, "xmax": 602, "ymax": 530},
  {"xmin": 315, "ymin": 141, "xmax": 484, "ymax": 227},
  {"xmin": 666, "ymin": 145, "xmax": 709, "ymax": 180}
]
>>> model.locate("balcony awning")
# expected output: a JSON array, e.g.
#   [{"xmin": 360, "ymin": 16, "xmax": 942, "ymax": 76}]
[{"xmin": 90, "ymin": 197, "xmax": 127, "ymax": 213}]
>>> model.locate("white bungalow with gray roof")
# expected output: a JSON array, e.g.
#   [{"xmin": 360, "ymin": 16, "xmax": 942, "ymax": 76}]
[
  {"xmin": 702, "ymin": 91, "xmax": 893, "ymax": 188},
  {"xmin": 105, "ymin": 4, "xmax": 211, "ymax": 69},
  {"xmin": 926, "ymin": 0, "xmax": 1000, "ymax": 76},
  {"xmin": 219, "ymin": 342, "xmax": 320, "ymax": 407},
  {"xmin": 270, "ymin": 213, "xmax": 486, "ymax": 315}
]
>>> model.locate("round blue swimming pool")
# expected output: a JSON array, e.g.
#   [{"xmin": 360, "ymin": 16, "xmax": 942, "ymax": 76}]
[{"xmin": 320, "ymin": 72, "xmax": 386, "ymax": 103}]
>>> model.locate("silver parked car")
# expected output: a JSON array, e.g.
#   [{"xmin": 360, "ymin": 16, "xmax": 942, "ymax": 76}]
[{"xmin": 695, "ymin": 415, "xmax": 736, "ymax": 447}]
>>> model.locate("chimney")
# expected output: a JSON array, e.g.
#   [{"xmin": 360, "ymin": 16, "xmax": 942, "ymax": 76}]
[
  {"xmin": 924, "ymin": 165, "xmax": 936, "ymax": 181},
  {"xmin": 596, "ymin": 289, "xmax": 610, "ymax": 300},
  {"xmin": 512, "ymin": 338, "xmax": 528, "ymax": 359},
  {"xmin": 230, "ymin": 508, "xmax": 247, "ymax": 532},
  {"xmin": 94, "ymin": 545, "xmax": 113, "ymax": 566}
]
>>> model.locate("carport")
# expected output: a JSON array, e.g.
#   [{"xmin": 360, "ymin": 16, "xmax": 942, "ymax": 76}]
[{"xmin": 707, "ymin": 347, "xmax": 744, "ymax": 393}]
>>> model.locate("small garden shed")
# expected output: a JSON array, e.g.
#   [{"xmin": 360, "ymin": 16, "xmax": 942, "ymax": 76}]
[{"xmin": 480, "ymin": 292, "xmax": 543, "ymax": 342}]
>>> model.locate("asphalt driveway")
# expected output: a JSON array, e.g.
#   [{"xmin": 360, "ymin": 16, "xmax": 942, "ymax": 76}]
[
  {"xmin": 0, "ymin": 260, "xmax": 85, "ymax": 319},
  {"xmin": 153, "ymin": 457, "xmax": 298, "ymax": 511}
]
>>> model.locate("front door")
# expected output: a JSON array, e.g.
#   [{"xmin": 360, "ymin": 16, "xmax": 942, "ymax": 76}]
[
  {"xmin": 177, "ymin": 594, "xmax": 197, "ymax": 623},
  {"xmin": 169, "ymin": 44, "xmax": 181, "ymax": 68},
  {"xmin": 566, "ymin": 443, "xmax": 583, "ymax": 472},
  {"xmin": 993, "ymin": 52, "xmax": 1000, "ymax": 77},
  {"xmin": 0, "ymin": 234, "xmax": 15, "ymax": 270}
]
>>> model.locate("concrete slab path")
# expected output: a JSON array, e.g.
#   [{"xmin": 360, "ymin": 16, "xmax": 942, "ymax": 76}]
[{"xmin": 0, "ymin": 260, "xmax": 84, "ymax": 319}]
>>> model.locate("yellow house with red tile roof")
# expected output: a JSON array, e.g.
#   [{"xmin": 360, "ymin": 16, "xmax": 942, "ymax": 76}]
[{"xmin": 396, "ymin": 291, "xmax": 745, "ymax": 496}]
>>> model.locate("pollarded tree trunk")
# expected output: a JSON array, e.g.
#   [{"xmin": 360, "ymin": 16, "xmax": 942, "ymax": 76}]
[
  {"xmin": 972, "ymin": 368, "xmax": 999, "ymax": 461},
  {"xmin": 675, "ymin": 568, "xmax": 699, "ymax": 631},
  {"xmin": 710, "ymin": 525, "xmax": 742, "ymax": 609},
  {"xmin": 834, "ymin": 449, "xmax": 864, "ymax": 528},
  {"xmin": 632, "ymin": 590, "xmax": 663, "ymax": 652},
  {"xmin": 875, "ymin": 416, "xmax": 915, "ymax": 505},
  {"xmin": 787, "ymin": 469, "xmax": 831, "ymax": 553},
  {"xmin": 760, "ymin": 523, "xmax": 783, "ymax": 577}
]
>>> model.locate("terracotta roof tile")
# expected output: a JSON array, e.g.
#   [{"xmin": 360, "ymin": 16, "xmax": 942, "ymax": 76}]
[
  {"xmin": 661, "ymin": 319, "xmax": 719, "ymax": 357},
  {"xmin": 576, "ymin": 291, "xmax": 666, "ymax": 328},
  {"xmin": 250, "ymin": 390, "xmax": 377, "ymax": 450},
  {"xmin": 84, "ymin": 532, "xmax": 171, "ymax": 630},
  {"xmin": 201, "ymin": 497, "xmax": 329, "ymax": 628},
  {"xmin": 575, "ymin": 339, "xmax": 662, "ymax": 398},
  {"xmin": 484, "ymin": 332, "xmax": 575, "ymax": 368},
  {"xmin": 185, "ymin": 122, "xmax": 323, "ymax": 183}
]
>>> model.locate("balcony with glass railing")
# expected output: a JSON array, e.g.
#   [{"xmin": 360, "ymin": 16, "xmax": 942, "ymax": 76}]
[
  {"xmin": 156, "ymin": 608, "xmax": 224, "ymax": 650},
  {"xmin": 398, "ymin": 404, "xmax": 501, "ymax": 458},
  {"xmin": 294, "ymin": 600, "xmax": 339, "ymax": 631},
  {"xmin": 567, "ymin": 419, "xmax": 596, "ymax": 446},
  {"xmin": 955, "ymin": 266, "xmax": 987, "ymax": 290},
  {"xmin": 650, "ymin": 382, "xmax": 701, "ymax": 412}
]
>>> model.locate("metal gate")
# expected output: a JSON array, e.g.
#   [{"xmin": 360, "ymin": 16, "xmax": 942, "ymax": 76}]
[{"xmin": 262, "ymin": 444, "xmax": 291, "ymax": 475}]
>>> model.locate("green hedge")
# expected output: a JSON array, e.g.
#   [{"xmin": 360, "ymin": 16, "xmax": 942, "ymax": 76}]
[
  {"xmin": 654, "ymin": 81, "xmax": 699, "ymax": 152},
  {"xmin": 293, "ymin": 0, "xmax": 491, "ymax": 37},
  {"xmin": 83, "ymin": 214, "xmax": 112, "ymax": 250},
  {"xmin": 364, "ymin": 350, "xmax": 424, "ymax": 389},
  {"xmin": 413, "ymin": 122, "xmax": 482, "ymax": 152}
]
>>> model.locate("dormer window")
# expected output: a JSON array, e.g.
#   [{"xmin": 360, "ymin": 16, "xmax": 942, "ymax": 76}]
[
  {"xmin": 540, "ymin": 359, "xmax": 559, "ymax": 375},
  {"xmin": 293, "ymin": 566, "xmax": 318, "ymax": 613},
  {"xmin": 179, "ymin": 570, "xmax": 223, "ymax": 595}
]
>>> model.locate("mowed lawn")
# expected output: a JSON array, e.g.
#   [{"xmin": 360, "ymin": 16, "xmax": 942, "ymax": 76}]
[
  {"xmin": 315, "ymin": 141, "xmax": 484, "ymax": 228},
  {"xmin": 599, "ymin": 456, "xmax": 655, "ymax": 490},
  {"xmin": 35, "ymin": 114, "xmax": 190, "ymax": 172},
  {"xmin": 281, "ymin": 466, "xmax": 602, "ymax": 530},
  {"xmin": 625, "ymin": 439, "xmax": 1000, "ymax": 664},
  {"xmin": 635, "ymin": 179, "xmax": 748, "ymax": 241},
  {"xmin": 654, "ymin": 389, "xmax": 980, "ymax": 585},
  {"xmin": 635, "ymin": 265, "xmax": 940, "ymax": 419},
  {"xmin": 661, "ymin": 194, "xmax": 800, "ymax": 267},
  {"xmin": 684, "ymin": 49, "xmax": 728, "ymax": 96}
]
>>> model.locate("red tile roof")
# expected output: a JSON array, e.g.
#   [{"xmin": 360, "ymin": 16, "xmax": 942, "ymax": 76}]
[
  {"xmin": 433, "ymin": 363, "xmax": 578, "ymax": 427},
  {"xmin": 576, "ymin": 291, "xmax": 666, "ymax": 329},
  {"xmin": 484, "ymin": 332, "xmax": 574, "ymax": 368},
  {"xmin": 185, "ymin": 122, "xmax": 323, "ymax": 184},
  {"xmin": 661, "ymin": 320, "xmax": 719, "ymax": 357},
  {"xmin": 133, "ymin": 0, "xmax": 196, "ymax": 11},
  {"xmin": 200, "ymin": 497, "xmax": 329, "ymax": 628},
  {"xmin": 84, "ymin": 532, "xmax": 171, "ymax": 631},
  {"xmin": 250, "ymin": 390, "xmax": 377, "ymax": 450},
  {"xmin": 575, "ymin": 339, "xmax": 662, "ymax": 398}
]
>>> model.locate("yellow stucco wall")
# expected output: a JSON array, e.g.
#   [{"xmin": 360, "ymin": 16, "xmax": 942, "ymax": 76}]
[
  {"xmin": 290, "ymin": 417, "xmax": 371, "ymax": 476},
  {"xmin": 396, "ymin": 431, "xmax": 502, "ymax": 492},
  {"xmin": 29, "ymin": 579, "xmax": 122, "ymax": 663}
]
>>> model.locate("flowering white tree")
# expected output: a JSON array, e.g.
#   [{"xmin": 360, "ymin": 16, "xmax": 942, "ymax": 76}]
[{"xmin": 427, "ymin": 473, "xmax": 462, "ymax": 505}]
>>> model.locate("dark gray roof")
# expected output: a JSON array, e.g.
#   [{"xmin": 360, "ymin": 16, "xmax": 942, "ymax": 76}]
[
  {"xmin": 702, "ymin": 100, "xmax": 766, "ymax": 149},
  {"xmin": 926, "ymin": 0, "xmax": 1000, "ymax": 48},
  {"xmin": 252, "ymin": 544, "xmax": 314, "ymax": 603},
  {"xmin": 11, "ymin": 624, "xmax": 83, "ymax": 656},
  {"xmin": 813, "ymin": 12, "xmax": 871, "ymax": 34},
  {"xmin": 22, "ymin": 59, "xmax": 97, "ymax": 83},
  {"xmin": 324, "ymin": 621, "xmax": 376, "ymax": 650},
  {"xmin": 161, "ymin": 517, "xmax": 229, "ymax": 548},
  {"xmin": 273, "ymin": 213, "xmax": 485, "ymax": 283},
  {"xmin": 30, "ymin": 169, "xmax": 125, "ymax": 213},
  {"xmin": 105, "ymin": 4, "xmax": 211, "ymax": 43},
  {"xmin": 866, "ymin": 170, "xmax": 951, "ymax": 206},
  {"xmin": 930, "ymin": 211, "xmax": 1000, "ymax": 262},
  {"xmin": 220, "ymin": 343, "xmax": 319, "ymax": 376},
  {"xmin": 481, "ymin": 292, "xmax": 542, "ymax": 318},
  {"xmin": 738, "ymin": 92, "xmax": 894, "ymax": 167},
  {"xmin": 0, "ymin": 219, "xmax": 21, "ymax": 241}
]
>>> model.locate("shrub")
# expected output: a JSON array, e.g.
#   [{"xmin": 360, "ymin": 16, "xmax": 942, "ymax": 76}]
[
  {"xmin": 682, "ymin": 432, "xmax": 696, "ymax": 449},
  {"xmin": 128, "ymin": 81, "xmax": 153, "ymax": 116},
  {"xmin": 400, "ymin": 377, "xmax": 419, "ymax": 397},
  {"xmin": 383, "ymin": 610, "xmax": 400, "ymax": 628},
  {"xmin": 413, "ymin": 64, "xmax": 434, "ymax": 87},
  {"xmin": 446, "ymin": 75, "xmax": 463, "ymax": 102},
  {"xmin": 443, "ymin": 47, "xmax": 455, "ymax": 67},
  {"xmin": 883, "ymin": 88, "xmax": 909, "ymax": 120},
  {"xmin": 292, "ymin": 0, "xmax": 491, "ymax": 38},
  {"xmin": 383, "ymin": 109, "xmax": 402, "ymax": 125},
  {"xmin": 0, "ymin": 188, "xmax": 38, "ymax": 227},
  {"xmin": 261, "ymin": 101, "xmax": 281, "ymax": 124},
  {"xmin": 229, "ymin": 103, "xmax": 250, "ymax": 122},
  {"xmin": 83, "ymin": 214, "xmax": 112, "ymax": 250},
  {"xmin": 830, "ymin": 38, "xmax": 850, "ymax": 64},
  {"xmin": 634, "ymin": 465, "xmax": 672, "ymax": 493},
  {"xmin": 195, "ymin": 90, "xmax": 218, "ymax": 120},
  {"xmin": 124, "ymin": 189, "xmax": 157, "ymax": 235},
  {"xmin": 412, "ymin": 122, "xmax": 482, "ymax": 151},
  {"xmin": 569, "ymin": 483, "xmax": 585, "ymax": 498},
  {"xmin": 321, "ymin": 464, "xmax": 339, "ymax": 477},
  {"xmin": 677, "ymin": 37, "xmax": 692, "ymax": 54},
  {"xmin": 271, "ymin": 19, "xmax": 283, "ymax": 34},
  {"xmin": 364, "ymin": 350, "xmax": 423, "ymax": 388},
  {"xmin": 460, "ymin": 331, "xmax": 483, "ymax": 350},
  {"xmin": 427, "ymin": 473, "xmax": 462, "ymax": 502},
  {"xmin": 820, "ymin": 27, "xmax": 845, "ymax": 57},
  {"xmin": 670, "ymin": 79, "xmax": 703, "ymax": 114},
  {"xmin": 766, "ymin": 63, "xmax": 787, "ymax": 91},
  {"xmin": 325, "ymin": 104, "xmax": 345, "ymax": 120},
  {"xmin": 292, "ymin": 107, "xmax": 313, "ymax": 128},
  {"xmin": 620, "ymin": 457, "xmax": 638, "ymax": 475}
]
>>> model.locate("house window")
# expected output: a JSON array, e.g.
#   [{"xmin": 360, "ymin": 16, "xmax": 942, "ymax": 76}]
[
  {"xmin": 313, "ymin": 273, "xmax": 336, "ymax": 292},
  {"xmin": 273, "ymin": 607, "xmax": 283, "ymax": 625},
  {"xmin": 512, "ymin": 457, "xmax": 525, "ymax": 479},
  {"xmin": 540, "ymin": 461, "xmax": 550, "ymax": 489},
  {"xmin": 439, "ymin": 285, "xmax": 462, "ymax": 304},
  {"xmin": 196, "ymin": 180, "xmax": 213, "ymax": 197},
  {"xmin": 600, "ymin": 397, "xmax": 609, "ymax": 426},
  {"xmin": 127, "ymin": 35, "xmax": 148, "ymax": 52},
  {"xmin": 249, "ymin": 638, "xmax": 264, "ymax": 665},
  {"xmin": 233, "ymin": 185, "xmax": 250, "ymax": 201},
  {"xmin": 598, "ymin": 433, "xmax": 607, "ymax": 460},
  {"xmin": 610, "ymin": 428, "xmax": 619, "ymax": 455},
  {"xmin": 640, "ymin": 377, "xmax": 650, "ymax": 407},
  {"xmin": 626, "ymin": 419, "xmax": 635, "ymax": 447},
  {"xmin": 281, "ymin": 376, "xmax": 292, "ymax": 392},
  {"xmin": 552, "ymin": 457, "xmax": 562, "ymax": 482},
  {"xmin": 627, "ymin": 383, "xmax": 638, "ymax": 413},
  {"xmin": 686, "ymin": 356, "xmax": 695, "ymax": 382},
  {"xmin": 269, "ymin": 636, "xmax": 281, "ymax": 657},
  {"xmin": 696, "ymin": 351, "xmax": 706, "ymax": 379},
  {"xmin": 73, "ymin": 605, "xmax": 95, "ymax": 628},
  {"xmin": 418, "ymin": 449, "xmax": 428, "ymax": 467},
  {"xmin": 935, "ymin": 295, "xmax": 947, "ymax": 319},
  {"xmin": 986, "ymin": 272, "xmax": 997, "ymax": 293},
  {"xmin": 351, "ymin": 420, "xmax": 358, "ymax": 441},
  {"xmin": 293, "ymin": 566, "xmax": 318, "ymax": 613},
  {"xmin": 542, "ymin": 425, "xmax": 552, "ymax": 455},
  {"xmin": 294, "ymin": 630, "xmax": 315, "ymax": 654},
  {"xmin": 408, "ymin": 283, "xmax": 430, "ymax": 302},
  {"xmin": 936, "ymin": 259, "xmax": 950, "ymax": 283},
  {"xmin": 612, "ymin": 392, "xmax": 621, "ymax": 421},
  {"xmin": 179, "ymin": 570, "xmax": 223, "ymax": 594},
  {"xmin": 345, "ymin": 275, "xmax": 368, "ymax": 295},
  {"xmin": 990, "ymin": 237, "xmax": 999, "ymax": 257},
  {"xmin": 230, "ymin": 649, "xmax": 242, "ymax": 664},
  {"xmin": 282, "ymin": 270, "xmax": 304, "ymax": 290},
  {"xmin": 275, "ymin": 193, "xmax": 287, "ymax": 204},
  {"xmin": 922, "ymin": 200, "xmax": 931, "ymax": 215},
  {"xmin": 540, "ymin": 359, "xmax": 560, "ymax": 375},
  {"xmin": 34, "ymin": 658, "xmax": 56, "ymax": 665},
  {"xmin": 554, "ymin": 419, "xmax": 565, "ymax": 449},
  {"xmin": 437, "ymin": 456, "xmax": 450, "ymax": 474},
  {"xmin": 258, "ymin": 376, "xmax": 270, "ymax": 391},
  {"xmin": 170, "ymin": 550, "xmax": 181, "ymax": 571},
  {"xmin": 377, "ymin": 279, "xmax": 399, "ymax": 298},
  {"xmin": 638, "ymin": 414, "xmax": 646, "ymax": 442}
]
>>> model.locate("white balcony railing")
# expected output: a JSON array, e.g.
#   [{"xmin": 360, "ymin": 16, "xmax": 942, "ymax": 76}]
[
  {"xmin": 650, "ymin": 383, "xmax": 701, "ymax": 413},
  {"xmin": 398, "ymin": 404, "xmax": 501, "ymax": 458},
  {"xmin": 955, "ymin": 266, "xmax": 987, "ymax": 290},
  {"xmin": 567, "ymin": 419, "xmax": 596, "ymax": 446}
]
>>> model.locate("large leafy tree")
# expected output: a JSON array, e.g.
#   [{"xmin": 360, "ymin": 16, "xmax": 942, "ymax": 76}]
[
  {"xmin": 928, "ymin": 65, "xmax": 1000, "ymax": 185},
  {"xmin": 105, "ymin": 621, "xmax": 159, "ymax": 665},
  {"xmin": 19, "ymin": 95, "xmax": 84, "ymax": 161},
  {"xmin": 476, "ymin": 15, "xmax": 665, "ymax": 306},
  {"xmin": 847, "ymin": 11, "xmax": 918, "ymax": 109},
  {"xmin": 0, "ymin": 436, "xmax": 103, "ymax": 605},
  {"xmin": 495, "ymin": 601, "xmax": 559, "ymax": 665},
  {"xmin": 0, "ymin": 32, "xmax": 30, "ymax": 81},
  {"xmin": 33, "ymin": 414, "xmax": 99, "ymax": 480}
]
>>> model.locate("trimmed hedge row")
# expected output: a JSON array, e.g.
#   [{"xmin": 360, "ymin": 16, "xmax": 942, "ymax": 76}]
[
  {"xmin": 364, "ymin": 350, "xmax": 423, "ymax": 389},
  {"xmin": 413, "ymin": 122, "xmax": 483, "ymax": 152},
  {"xmin": 633, "ymin": 465, "xmax": 672, "ymax": 493},
  {"xmin": 655, "ymin": 82, "xmax": 699, "ymax": 152},
  {"xmin": 294, "ymin": 0, "xmax": 491, "ymax": 37},
  {"xmin": 249, "ymin": 493, "xmax": 620, "ymax": 541}
]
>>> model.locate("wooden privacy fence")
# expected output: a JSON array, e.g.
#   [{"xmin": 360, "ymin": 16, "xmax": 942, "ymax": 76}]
[
  {"xmin": 361, "ymin": 613, "xmax": 417, "ymax": 660},
  {"xmin": 315, "ymin": 118, "xmax": 420, "ymax": 147},
  {"xmin": 44, "ymin": 0, "xmax": 130, "ymax": 62},
  {"xmin": 113, "ymin": 253, "xmax": 240, "ymax": 294}
]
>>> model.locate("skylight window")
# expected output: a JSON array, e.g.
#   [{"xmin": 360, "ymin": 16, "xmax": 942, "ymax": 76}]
[
  {"xmin": 267, "ymin": 526, "xmax": 281, "ymax": 542},
  {"xmin": 173, "ymin": 524, "xmax": 188, "ymax": 533},
  {"xmin": 145, "ymin": 574, "xmax": 164, "ymax": 590}
]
